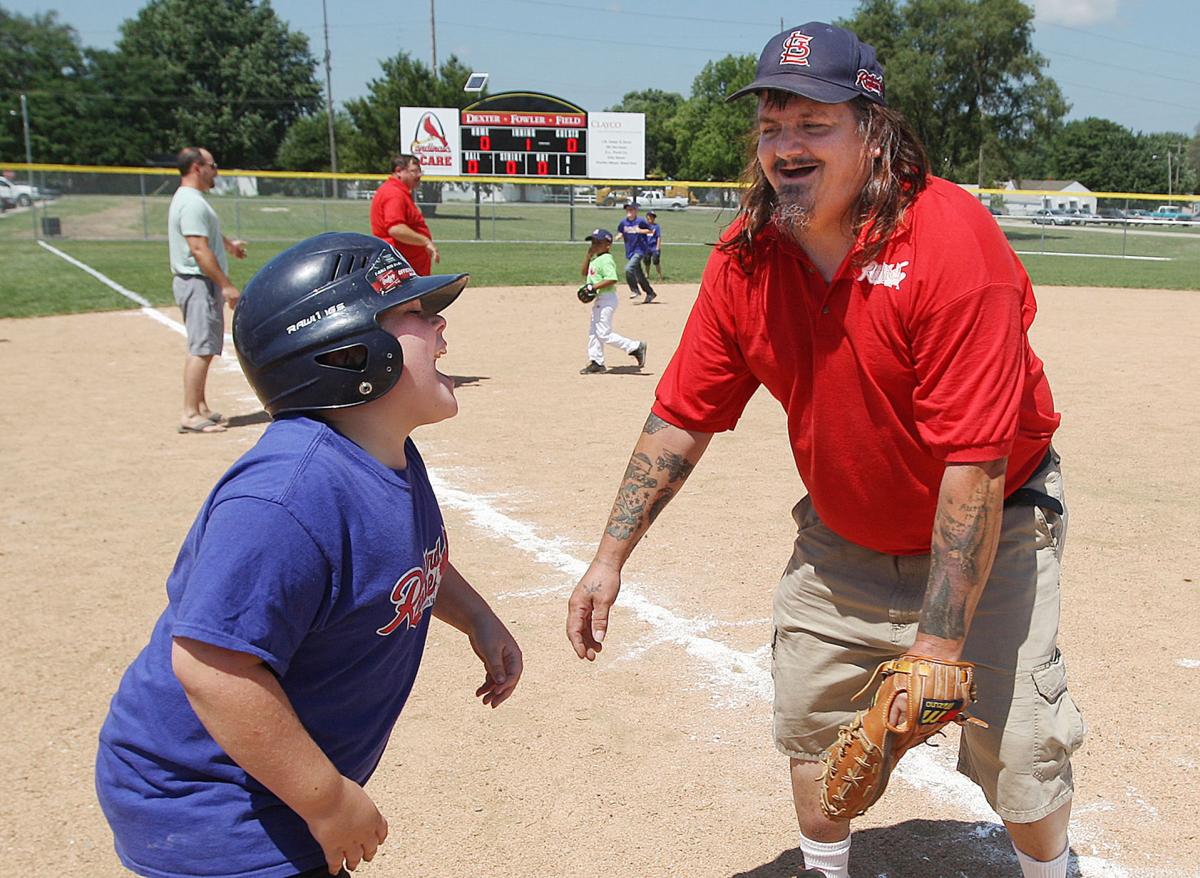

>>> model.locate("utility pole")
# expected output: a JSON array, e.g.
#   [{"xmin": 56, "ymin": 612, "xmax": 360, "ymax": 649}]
[
  {"xmin": 431, "ymin": 0, "xmax": 438, "ymax": 71},
  {"xmin": 321, "ymin": 0, "xmax": 339, "ymax": 198},
  {"xmin": 20, "ymin": 93, "xmax": 37, "ymax": 238}
]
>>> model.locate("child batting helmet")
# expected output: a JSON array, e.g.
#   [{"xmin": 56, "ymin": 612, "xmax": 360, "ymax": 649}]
[{"xmin": 233, "ymin": 232, "xmax": 468, "ymax": 417}]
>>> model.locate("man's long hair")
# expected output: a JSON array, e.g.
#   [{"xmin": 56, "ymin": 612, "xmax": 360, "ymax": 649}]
[{"xmin": 718, "ymin": 95, "xmax": 930, "ymax": 270}]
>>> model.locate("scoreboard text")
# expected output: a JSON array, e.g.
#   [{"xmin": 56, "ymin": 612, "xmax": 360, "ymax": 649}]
[{"xmin": 460, "ymin": 111, "xmax": 587, "ymax": 178}]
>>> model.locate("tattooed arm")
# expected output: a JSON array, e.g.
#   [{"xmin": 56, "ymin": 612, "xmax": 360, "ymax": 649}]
[
  {"xmin": 910, "ymin": 458, "xmax": 1007, "ymax": 662},
  {"xmin": 566, "ymin": 412, "xmax": 713, "ymax": 660}
]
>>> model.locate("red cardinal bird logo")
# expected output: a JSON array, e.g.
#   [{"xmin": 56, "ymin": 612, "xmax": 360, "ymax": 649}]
[{"xmin": 413, "ymin": 112, "xmax": 449, "ymax": 149}]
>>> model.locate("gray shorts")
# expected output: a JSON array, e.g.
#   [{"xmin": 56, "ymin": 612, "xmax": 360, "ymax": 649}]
[
  {"xmin": 772, "ymin": 448, "xmax": 1085, "ymax": 822},
  {"xmin": 172, "ymin": 274, "xmax": 224, "ymax": 357}
]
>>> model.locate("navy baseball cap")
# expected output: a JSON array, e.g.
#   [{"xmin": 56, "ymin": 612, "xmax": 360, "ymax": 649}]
[
  {"xmin": 727, "ymin": 22, "xmax": 886, "ymax": 106},
  {"xmin": 586, "ymin": 228, "xmax": 613, "ymax": 242}
]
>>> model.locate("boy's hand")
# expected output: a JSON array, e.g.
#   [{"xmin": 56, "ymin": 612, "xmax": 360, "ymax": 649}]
[
  {"xmin": 468, "ymin": 615, "xmax": 523, "ymax": 708},
  {"xmin": 302, "ymin": 776, "xmax": 389, "ymax": 874}
]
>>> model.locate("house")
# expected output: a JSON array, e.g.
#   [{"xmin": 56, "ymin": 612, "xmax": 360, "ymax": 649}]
[{"xmin": 999, "ymin": 180, "xmax": 1097, "ymax": 217}]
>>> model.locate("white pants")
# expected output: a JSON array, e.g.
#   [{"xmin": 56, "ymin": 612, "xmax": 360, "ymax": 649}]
[{"xmin": 587, "ymin": 291, "xmax": 639, "ymax": 365}]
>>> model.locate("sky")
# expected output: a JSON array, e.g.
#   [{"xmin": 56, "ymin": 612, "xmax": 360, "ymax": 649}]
[{"xmin": 9, "ymin": 0, "xmax": 1200, "ymax": 136}]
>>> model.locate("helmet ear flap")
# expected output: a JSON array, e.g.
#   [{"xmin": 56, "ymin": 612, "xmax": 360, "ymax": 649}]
[{"xmin": 308, "ymin": 329, "xmax": 405, "ymax": 408}]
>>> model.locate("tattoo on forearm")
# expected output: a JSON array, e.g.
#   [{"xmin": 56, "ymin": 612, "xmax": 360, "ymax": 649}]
[
  {"xmin": 643, "ymin": 413, "xmax": 670, "ymax": 434},
  {"xmin": 921, "ymin": 479, "xmax": 1000, "ymax": 642},
  {"xmin": 655, "ymin": 450, "xmax": 694, "ymax": 483},
  {"xmin": 604, "ymin": 446, "xmax": 696, "ymax": 541}
]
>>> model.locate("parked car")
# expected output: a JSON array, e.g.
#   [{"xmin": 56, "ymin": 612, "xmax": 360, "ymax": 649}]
[
  {"xmin": 1031, "ymin": 208, "xmax": 1074, "ymax": 226},
  {"xmin": 1095, "ymin": 208, "xmax": 1128, "ymax": 224},
  {"xmin": 633, "ymin": 189, "xmax": 689, "ymax": 210},
  {"xmin": 0, "ymin": 190, "xmax": 14, "ymax": 212},
  {"xmin": 0, "ymin": 177, "xmax": 56, "ymax": 206},
  {"xmin": 1151, "ymin": 205, "xmax": 1192, "ymax": 222}
]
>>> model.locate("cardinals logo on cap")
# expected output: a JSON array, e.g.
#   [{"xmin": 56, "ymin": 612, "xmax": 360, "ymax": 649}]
[
  {"xmin": 779, "ymin": 31, "xmax": 813, "ymax": 66},
  {"xmin": 856, "ymin": 69, "xmax": 884, "ymax": 98}
]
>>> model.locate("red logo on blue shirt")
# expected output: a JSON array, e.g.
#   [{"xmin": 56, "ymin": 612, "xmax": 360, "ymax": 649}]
[{"xmin": 377, "ymin": 531, "xmax": 447, "ymax": 635}]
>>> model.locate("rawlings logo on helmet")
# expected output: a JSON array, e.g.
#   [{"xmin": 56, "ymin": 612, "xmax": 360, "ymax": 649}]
[
  {"xmin": 856, "ymin": 68, "xmax": 884, "ymax": 97},
  {"xmin": 779, "ymin": 32, "xmax": 813, "ymax": 66},
  {"xmin": 366, "ymin": 247, "xmax": 417, "ymax": 294}
]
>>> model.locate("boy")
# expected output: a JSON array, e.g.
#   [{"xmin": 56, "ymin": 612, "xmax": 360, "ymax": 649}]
[
  {"xmin": 96, "ymin": 232, "xmax": 523, "ymax": 878},
  {"xmin": 579, "ymin": 227, "xmax": 647, "ymax": 375},
  {"xmin": 641, "ymin": 210, "xmax": 664, "ymax": 282},
  {"xmin": 615, "ymin": 202, "xmax": 656, "ymax": 303}
]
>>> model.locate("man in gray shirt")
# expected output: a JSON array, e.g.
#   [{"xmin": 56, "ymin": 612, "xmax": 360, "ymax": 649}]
[{"xmin": 168, "ymin": 146, "xmax": 247, "ymax": 434}]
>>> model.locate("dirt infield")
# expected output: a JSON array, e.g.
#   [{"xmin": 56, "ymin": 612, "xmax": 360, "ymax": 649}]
[{"xmin": 1, "ymin": 280, "xmax": 1198, "ymax": 877}]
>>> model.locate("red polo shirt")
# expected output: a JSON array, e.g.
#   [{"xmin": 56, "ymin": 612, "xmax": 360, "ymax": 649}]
[
  {"xmin": 370, "ymin": 176, "xmax": 432, "ymax": 275},
  {"xmin": 652, "ymin": 176, "xmax": 1059, "ymax": 555}
]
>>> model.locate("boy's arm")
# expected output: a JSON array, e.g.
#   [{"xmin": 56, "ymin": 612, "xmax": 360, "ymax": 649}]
[
  {"xmin": 432, "ymin": 562, "xmax": 523, "ymax": 708},
  {"xmin": 172, "ymin": 637, "xmax": 388, "ymax": 875}
]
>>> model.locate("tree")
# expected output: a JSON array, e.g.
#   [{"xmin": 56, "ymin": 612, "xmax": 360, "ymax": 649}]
[
  {"xmin": 1045, "ymin": 118, "xmax": 1140, "ymax": 193},
  {"xmin": 0, "ymin": 9, "xmax": 89, "ymax": 162},
  {"xmin": 115, "ymin": 0, "xmax": 321, "ymax": 168},
  {"xmin": 276, "ymin": 110, "xmax": 355, "ymax": 171},
  {"xmin": 607, "ymin": 89, "xmax": 684, "ymax": 178},
  {"xmin": 669, "ymin": 54, "xmax": 758, "ymax": 181},
  {"xmin": 342, "ymin": 53, "xmax": 476, "ymax": 173},
  {"xmin": 840, "ymin": 0, "xmax": 1068, "ymax": 183}
]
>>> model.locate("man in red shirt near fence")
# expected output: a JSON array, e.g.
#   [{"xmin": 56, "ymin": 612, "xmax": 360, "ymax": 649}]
[
  {"xmin": 370, "ymin": 154, "xmax": 439, "ymax": 275},
  {"xmin": 566, "ymin": 21, "xmax": 1083, "ymax": 878}
]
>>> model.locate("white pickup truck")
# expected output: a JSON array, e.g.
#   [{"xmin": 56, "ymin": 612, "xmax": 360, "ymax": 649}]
[
  {"xmin": 0, "ymin": 177, "xmax": 51, "ymax": 207},
  {"xmin": 635, "ymin": 189, "xmax": 688, "ymax": 210}
]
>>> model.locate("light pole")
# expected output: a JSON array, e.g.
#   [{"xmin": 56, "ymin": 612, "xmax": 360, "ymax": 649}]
[
  {"xmin": 321, "ymin": 0, "xmax": 339, "ymax": 199},
  {"xmin": 19, "ymin": 93, "xmax": 37, "ymax": 238}
]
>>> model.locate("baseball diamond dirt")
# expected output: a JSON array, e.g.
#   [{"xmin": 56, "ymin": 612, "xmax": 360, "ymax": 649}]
[{"xmin": 1, "ymin": 279, "xmax": 1198, "ymax": 877}]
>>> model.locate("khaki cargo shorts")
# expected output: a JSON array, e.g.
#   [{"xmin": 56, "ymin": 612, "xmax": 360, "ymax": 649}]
[
  {"xmin": 173, "ymin": 274, "xmax": 224, "ymax": 357},
  {"xmin": 772, "ymin": 448, "xmax": 1085, "ymax": 822}
]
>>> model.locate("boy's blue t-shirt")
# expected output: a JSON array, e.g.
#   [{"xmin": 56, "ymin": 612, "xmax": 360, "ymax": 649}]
[
  {"xmin": 617, "ymin": 217, "xmax": 649, "ymax": 259},
  {"xmin": 96, "ymin": 416, "xmax": 447, "ymax": 878},
  {"xmin": 645, "ymin": 222, "xmax": 661, "ymax": 252}
]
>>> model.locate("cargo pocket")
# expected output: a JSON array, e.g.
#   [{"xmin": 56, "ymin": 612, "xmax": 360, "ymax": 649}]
[{"xmin": 1031, "ymin": 649, "xmax": 1087, "ymax": 781}]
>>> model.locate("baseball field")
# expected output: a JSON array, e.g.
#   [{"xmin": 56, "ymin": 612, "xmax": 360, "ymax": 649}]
[{"xmin": 1, "ymin": 242, "xmax": 1198, "ymax": 876}]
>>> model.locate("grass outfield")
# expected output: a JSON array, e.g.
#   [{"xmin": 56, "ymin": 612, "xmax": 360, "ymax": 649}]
[{"xmin": 2, "ymin": 226, "xmax": 1196, "ymax": 319}]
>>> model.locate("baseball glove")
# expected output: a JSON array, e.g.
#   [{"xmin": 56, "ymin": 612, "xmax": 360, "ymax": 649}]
[
  {"xmin": 820, "ymin": 654, "xmax": 987, "ymax": 820},
  {"xmin": 576, "ymin": 283, "xmax": 598, "ymax": 303}
]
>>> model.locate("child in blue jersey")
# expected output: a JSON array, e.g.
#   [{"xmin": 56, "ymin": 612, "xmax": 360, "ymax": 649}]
[{"xmin": 95, "ymin": 233, "xmax": 523, "ymax": 878}]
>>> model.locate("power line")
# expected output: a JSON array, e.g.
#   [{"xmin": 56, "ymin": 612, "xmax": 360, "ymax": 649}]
[{"xmin": 1039, "ymin": 21, "xmax": 1200, "ymax": 62}]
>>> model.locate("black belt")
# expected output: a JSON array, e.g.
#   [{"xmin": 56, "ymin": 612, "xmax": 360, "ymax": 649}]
[{"xmin": 1004, "ymin": 447, "xmax": 1063, "ymax": 515}]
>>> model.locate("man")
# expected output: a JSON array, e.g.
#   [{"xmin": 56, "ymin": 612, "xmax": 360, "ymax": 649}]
[
  {"xmin": 371, "ymin": 154, "xmax": 439, "ymax": 275},
  {"xmin": 168, "ymin": 146, "xmax": 247, "ymax": 434},
  {"xmin": 641, "ymin": 210, "xmax": 664, "ymax": 281},
  {"xmin": 615, "ymin": 201, "xmax": 656, "ymax": 303},
  {"xmin": 566, "ymin": 22, "xmax": 1083, "ymax": 878}
]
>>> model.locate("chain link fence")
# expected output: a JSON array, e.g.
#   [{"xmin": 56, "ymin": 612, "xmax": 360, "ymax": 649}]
[{"xmin": 2, "ymin": 166, "xmax": 1197, "ymax": 264}]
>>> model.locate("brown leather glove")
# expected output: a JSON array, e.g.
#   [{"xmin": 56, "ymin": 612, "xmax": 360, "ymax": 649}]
[{"xmin": 820, "ymin": 654, "xmax": 987, "ymax": 820}]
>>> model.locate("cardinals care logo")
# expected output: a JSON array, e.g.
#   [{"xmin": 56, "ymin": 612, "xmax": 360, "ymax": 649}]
[
  {"xmin": 856, "ymin": 68, "xmax": 884, "ymax": 98},
  {"xmin": 779, "ymin": 32, "xmax": 814, "ymax": 66},
  {"xmin": 376, "ymin": 530, "xmax": 448, "ymax": 635},
  {"xmin": 857, "ymin": 259, "xmax": 910, "ymax": 290},
  {"xmin": 366, "ymin": 247, "xmax": 417, "ymax": 294},
  {"xmin": 410, "ymin": 111, "xmax": 453, "ymax": 169}
]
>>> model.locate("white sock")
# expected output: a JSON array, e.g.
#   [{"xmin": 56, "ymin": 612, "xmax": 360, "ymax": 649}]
[
  {"xmin": 799, "ymin": 829, "xmax": 851, "ymax": 878},
  {"xmin": 1013, "ymin": 841, "xmax": 1069, "ymax": 878}
]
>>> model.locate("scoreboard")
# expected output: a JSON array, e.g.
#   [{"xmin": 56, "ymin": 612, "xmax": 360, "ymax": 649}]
[
  {"xmin": 460, "ymin": 111, "xmax": 587, "ymax": 177},
  {"xmin": 459, "ymin": 92, "xmax": 588, "ymax": 179},
  {"xmin": 401, "ymin": 92, "xmax": 643, "ymax": 179}
]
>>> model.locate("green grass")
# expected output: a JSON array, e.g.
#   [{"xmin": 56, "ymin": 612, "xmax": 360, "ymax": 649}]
[{"xmin": 3, "ymin": 207, "xmax": 1196, "ymax": 319}]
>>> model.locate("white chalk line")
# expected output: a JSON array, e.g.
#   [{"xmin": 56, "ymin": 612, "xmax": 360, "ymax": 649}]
[
  {"xmin": 45, "ymin": 246, "xmax": 1142, "ymax": 875},
  {"xmin": 39, "ymin": 240, "xmax": 239, "ymax": 371},
  {"xmin": 426, "ymin": 468, "xmax": 1145, "ymax": 875}
]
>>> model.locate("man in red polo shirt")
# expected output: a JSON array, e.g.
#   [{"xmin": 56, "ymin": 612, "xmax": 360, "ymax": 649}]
[
  {"xmin": 370, "ymin": 154, "xmax": 438, "ymax": 275},
  {"xmin": 566, "ymin": 21, "xmax": 1083, "ymax": 878}
]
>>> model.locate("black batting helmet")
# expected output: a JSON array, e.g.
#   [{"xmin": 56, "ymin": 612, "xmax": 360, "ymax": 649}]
[{"xmin": 233, "ymin": 232, "xmax": 468, "ymax": 417}]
